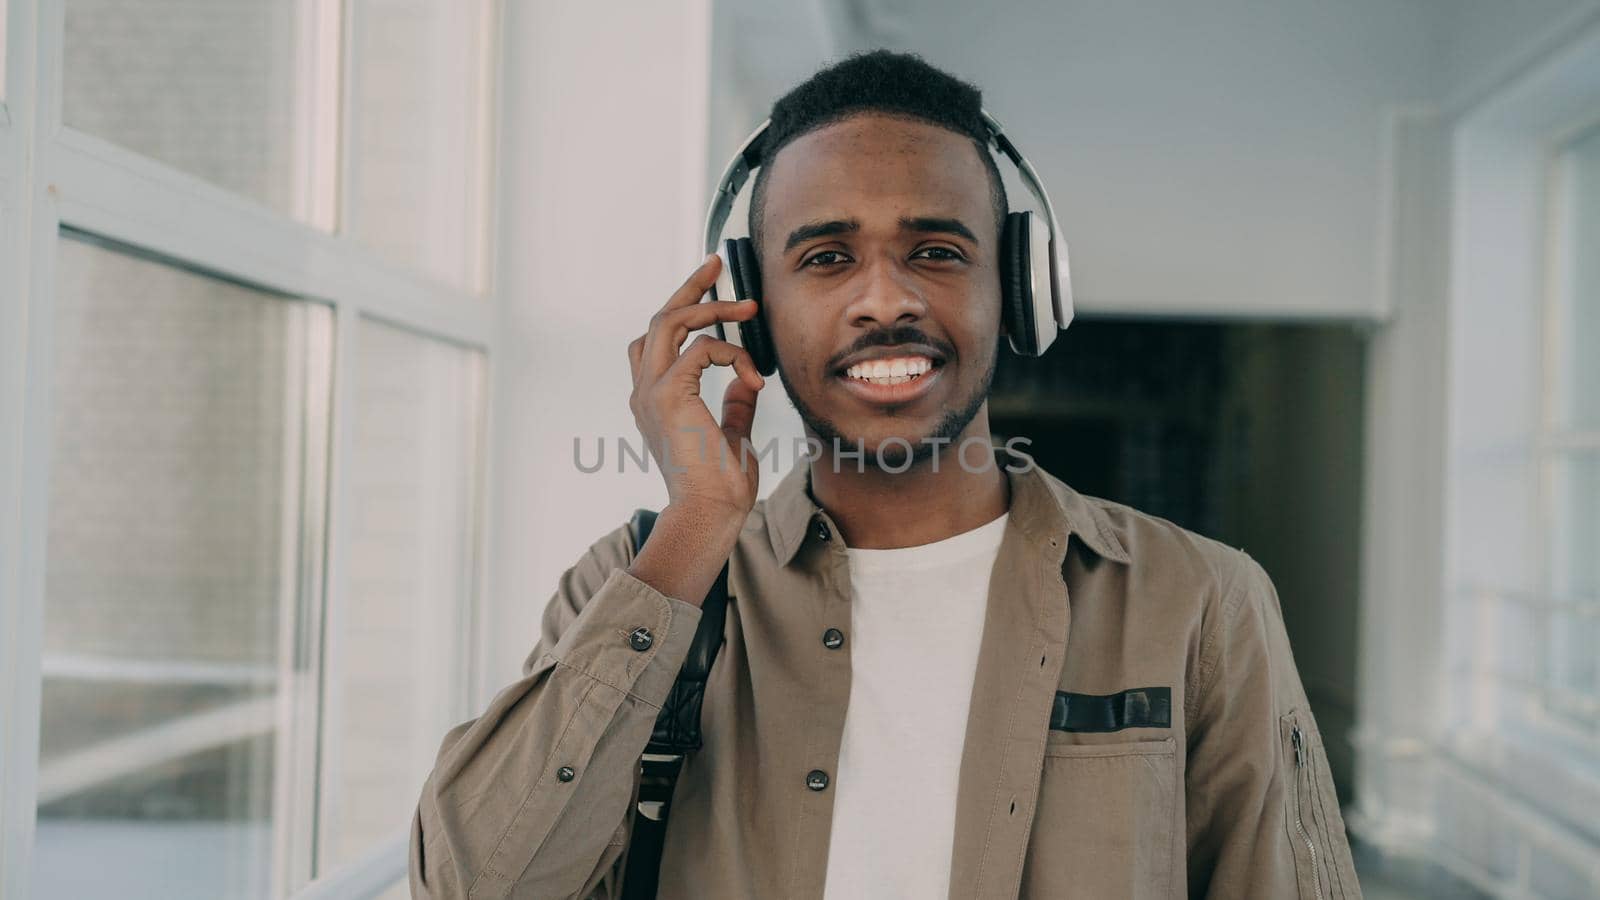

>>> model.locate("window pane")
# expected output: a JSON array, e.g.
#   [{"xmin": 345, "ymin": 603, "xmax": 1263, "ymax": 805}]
[
  {"xmin": 36, "ymin": 235, "xmax": 332, "ymax": 900},
  {"xmin": 62, "ymin": 1, "xmax": 333, "ymax": 221},
  {"xmin": 320, "ymin": 318, "xmax": 484, "ymax": 872},
  {"xmin": 1546, "ymin": 452, "xmax": 1600, "ymax": 717},
  {"xmin": 344, "ymin": 0, "xmax": 494, "ymax": 290},
  {"xmin": 1550, "ymin": 452, "xmax": 1600, "ymax": 602},
  {"xmin": 1560, "ymin": 123, "xmax": 1600, "ymax": 430}
]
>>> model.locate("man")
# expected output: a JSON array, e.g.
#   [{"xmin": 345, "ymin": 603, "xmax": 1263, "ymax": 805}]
[{"xmin": 409, "ymin": 50, "xmax": 1362, "ymax": 899}]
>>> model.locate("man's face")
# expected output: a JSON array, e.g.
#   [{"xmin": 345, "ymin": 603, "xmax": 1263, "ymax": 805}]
[{"xmin": 758, "ymin": 112, "xmax": 1002, "ymax": 468}]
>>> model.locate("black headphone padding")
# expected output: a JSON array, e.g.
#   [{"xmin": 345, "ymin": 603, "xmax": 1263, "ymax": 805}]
[
  {"xmin": 1000, "ymin": 211, "xmax": 1037, "ymax": 356},
  {"xmin": 727, "ymin": 237, "xmax": 778, "ymax": 376}
]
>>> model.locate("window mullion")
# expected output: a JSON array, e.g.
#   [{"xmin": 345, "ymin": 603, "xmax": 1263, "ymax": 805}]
[
  {"xmin": 307, "ymin": 300, "xmax": 360, "ymax": 887},
  {"xmin": 0, "ymin": 1, "xmax": 65, "ymax": 897}
]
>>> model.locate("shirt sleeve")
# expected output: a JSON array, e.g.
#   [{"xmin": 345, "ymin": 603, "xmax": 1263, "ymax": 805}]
[
  {"xmin": 1184, "ymin": 551, "xmax": 1364, "ymax": 899},
  {"xmin": 408, "ymin": 520, "xmax": 704, "ymax": 900}
]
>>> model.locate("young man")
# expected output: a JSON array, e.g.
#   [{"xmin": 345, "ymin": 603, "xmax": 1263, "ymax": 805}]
[{"xmin": 409, "ymin": 51, "xmax": 1362, "ymax": 899}]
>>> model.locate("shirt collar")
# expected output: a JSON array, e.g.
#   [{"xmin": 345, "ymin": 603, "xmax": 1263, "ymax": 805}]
[{"xmin": 762, "ymin": 444, "xmax": 1132, "ymax": 567}]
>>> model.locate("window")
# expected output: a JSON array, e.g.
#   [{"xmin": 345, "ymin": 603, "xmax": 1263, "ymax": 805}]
[
  {"xmin": 1432, "ymin": 38, "xmax": 1600, "ymax": 895},
  {"xmin": 318, "ymin": 318, "xmax": 485, "ymax": 874},
  {"xmin": 62, "ymin": 0, "xmax": 336, "ymax": 223},
  {"xmin": 34, "ymin": 235, "xmax": 333, "ymax": 900},
  {"xmin": 1541, "ymin": 121, "xmax": 1600, "ymax": 734},
  {"xmin": 3, "ymin": 6, "xmax": 499, "ymax": 898}
]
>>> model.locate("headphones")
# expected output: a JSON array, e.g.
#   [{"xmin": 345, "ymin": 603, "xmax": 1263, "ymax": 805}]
[{"xmin": 703, "ymin": 109, "xmax": 1073, "ymax": 376}]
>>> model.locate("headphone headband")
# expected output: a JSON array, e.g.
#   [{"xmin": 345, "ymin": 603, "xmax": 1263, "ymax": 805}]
[
  {"xmin": 702, "ymin": 117, "xmax": 770, "ymax": 256},
  {"xmin": 977, "ymin": 111, "xmax": 1066, "ymax": 325}
]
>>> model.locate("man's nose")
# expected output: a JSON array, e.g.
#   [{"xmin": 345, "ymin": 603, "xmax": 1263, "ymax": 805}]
[{"xmin": 844, "ymin": 254, "xmax": 928, "ymax": 329}]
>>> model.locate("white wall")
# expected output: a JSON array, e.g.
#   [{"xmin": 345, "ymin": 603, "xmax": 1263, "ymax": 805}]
[
  {"xmin": 1437, "ymin": 0, "xmax": 1600, "ymax": 109},
  {"xmin": 485, "ymin": 0, "xmax": 713, "ymax": 690},
  {"xmin": 714, "ymin": 0, "xmax": 1445, "ymax": 320}
]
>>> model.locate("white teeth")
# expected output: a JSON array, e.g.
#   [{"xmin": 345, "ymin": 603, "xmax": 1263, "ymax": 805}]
[{"xmin": 844, "ymin": 356, "xmax": 935, "ymax": 385}]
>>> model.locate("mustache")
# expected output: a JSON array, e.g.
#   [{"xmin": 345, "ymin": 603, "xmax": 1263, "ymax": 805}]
[{"xmin": 827, "ymin": 325, "xmax": 956, "ymax": 369}]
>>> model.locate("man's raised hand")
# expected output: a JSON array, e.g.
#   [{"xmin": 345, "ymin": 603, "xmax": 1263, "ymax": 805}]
[{"xmin": 626, "ymin": 252, "xmax": 767, "ymax": 519}]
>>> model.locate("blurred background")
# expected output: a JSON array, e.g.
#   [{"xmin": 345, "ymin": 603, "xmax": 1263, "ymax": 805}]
[{"xmin": 0, "ymin": 1, "xmax": 1595, "ymax": 897}]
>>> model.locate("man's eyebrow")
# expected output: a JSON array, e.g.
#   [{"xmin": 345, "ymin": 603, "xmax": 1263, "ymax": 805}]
[
  {"xmin": 784, "ymin": 219, "xmax": 859, "ymax": 253},
  {"xmin": 900, "ymin": 216, "xmax": 979, "ymax": 244},
  {"xmin": 782, "ymin": 215, "xmax": 980, "ymax": 253}
]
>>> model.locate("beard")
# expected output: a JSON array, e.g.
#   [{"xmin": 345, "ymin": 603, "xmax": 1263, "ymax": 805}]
[{"xmin": 775, "ymin": 348, "xmax": 997, "ymax": 472}]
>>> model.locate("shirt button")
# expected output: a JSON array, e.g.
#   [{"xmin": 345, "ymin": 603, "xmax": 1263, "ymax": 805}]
[
  {"xmin": 822, "ymin": 628, "xmax": 845, "ymax": 650},
  {"xmin": 557, "ymin": 766, "xmax": 576, "ymax": 782},
  {"xmin": 806, "ymin": 769, "xmax": 830, "ymax": 791},
  {"xmin": 629, "ymin": 627, "xmax": 654, "ymax": 651},
  {"xmin": 813, "ymin": 519, "xmax": 831, "ymax": 542}
]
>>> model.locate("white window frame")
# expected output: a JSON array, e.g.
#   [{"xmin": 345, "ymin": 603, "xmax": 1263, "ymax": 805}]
[{"xmin": 0, "ymin": 1, "xmax": 503, "ymax": 897}]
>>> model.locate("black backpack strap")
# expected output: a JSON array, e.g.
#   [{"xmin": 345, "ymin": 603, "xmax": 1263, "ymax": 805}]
[{"xmin": 621, "ymin": 508, "xmax": 730, "ymax": 900}]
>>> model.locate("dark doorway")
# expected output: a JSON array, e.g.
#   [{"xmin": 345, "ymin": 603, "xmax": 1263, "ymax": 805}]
[{"xmin": 990, "ymin": 317, "xmax": 1369, "ymax": 801}]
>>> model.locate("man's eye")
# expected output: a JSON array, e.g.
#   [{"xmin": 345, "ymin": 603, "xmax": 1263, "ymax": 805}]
[
  {"xmin": 914, "ymin": 246, "xmax": 966, "ymax": 262},
  {"xmin": 804, "ymin": 250, "xmax": 850, "ymax": 267}
]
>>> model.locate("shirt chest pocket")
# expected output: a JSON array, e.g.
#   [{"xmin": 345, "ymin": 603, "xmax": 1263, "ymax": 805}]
[{"xmin": 1019, "ymin": 736, "xmax": 1179, "ymax": 900}]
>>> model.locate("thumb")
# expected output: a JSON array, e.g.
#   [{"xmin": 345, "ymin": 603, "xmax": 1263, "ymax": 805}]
[{"xmin": 720, "ymin": 373, "xmax": 761, "ymax": 448}]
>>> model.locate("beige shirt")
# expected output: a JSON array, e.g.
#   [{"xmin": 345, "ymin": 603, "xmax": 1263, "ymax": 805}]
[{"xmin": 408, "ymin": 448, "xmax": 1363, "ymax": 899}]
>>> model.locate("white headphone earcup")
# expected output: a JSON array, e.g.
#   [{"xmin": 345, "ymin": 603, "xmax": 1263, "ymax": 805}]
[
  {"xmin": 709, "ymin": 242, "xmax": 742, "ymax": 348},
  {"xmin": 1027, "ymin": 211, "xmax": 1058, "ymax": 355},
  {"xmin": 1049, "ymin": 229, "xmax": 1073, "ymax": 335}
]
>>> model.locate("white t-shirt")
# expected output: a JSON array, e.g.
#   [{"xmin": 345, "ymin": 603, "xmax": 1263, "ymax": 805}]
[{"xmin": 820, "ymin": 511, "xmax": 1010, "ymax": 900}]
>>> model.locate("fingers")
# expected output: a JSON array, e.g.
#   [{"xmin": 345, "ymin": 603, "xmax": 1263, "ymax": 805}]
[
  {"xmin": 640, "ymin": 298, "xmax": 759, "ymax": 380},
  {"xmin": 628, "ymin": 334, "xmax": 645, "ymax": 385},
  {"xmin": 635, "ymin": 254, "xmax": 722, "ymax": 380},
  {"xmin": 665, "ymin": 297, "xmax": 760, "ymax": 335},
  {"xmin": 664, "ymin": 252, "xmax": 723, "ymax": 312},
  {"xmin": 668, "ymin": 334, "xmax": 766, "ymax": 393}
]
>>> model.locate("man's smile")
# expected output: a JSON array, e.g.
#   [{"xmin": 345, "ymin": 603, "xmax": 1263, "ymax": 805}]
[
  {"xmin": 837, "ymin": 357, "xmax": 945, "ymax": 406},
  {"xmin": 828, "ymin": 343, "xmax": 950, "ymax": 408}
]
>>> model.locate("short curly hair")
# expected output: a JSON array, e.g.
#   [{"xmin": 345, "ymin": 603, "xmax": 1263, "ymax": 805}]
[{"xmin": 747, "ymin": 49, "xmax": 1008, "ymax": 261}]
